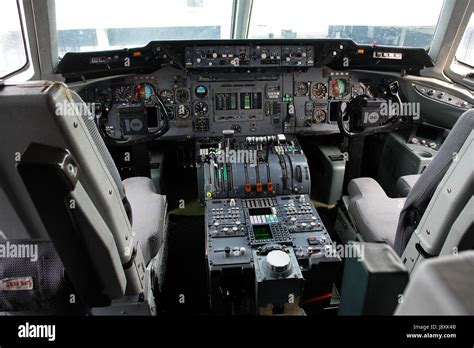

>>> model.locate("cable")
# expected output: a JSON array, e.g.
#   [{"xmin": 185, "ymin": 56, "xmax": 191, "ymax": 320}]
[{"xmin": 301, "ymin": 292, "xmax": 333, "ymax": 305}]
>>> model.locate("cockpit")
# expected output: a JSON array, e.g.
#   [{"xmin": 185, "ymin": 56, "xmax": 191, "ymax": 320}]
[{"xmin": 0, "ymin": 0, "xmax": 473, "ymax": 344}]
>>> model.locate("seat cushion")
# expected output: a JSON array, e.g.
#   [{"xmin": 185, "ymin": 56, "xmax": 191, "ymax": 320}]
[
  {"xmin": 395, "ymin": 250, "xmax": 474, "ymax": 315},
  {"xmin": 123, "ymin": 177, "xmax": 167, "ymax": 264},
  {"xmin": 348, "ymin": 178, "xmax": 405, "ymax": 247},
  {"xmin": 396, "ymin": 174, "xmax": 421, "ymax": 197}
]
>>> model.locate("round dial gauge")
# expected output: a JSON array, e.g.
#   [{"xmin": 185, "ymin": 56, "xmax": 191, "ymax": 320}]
[
  {"xmin": 311, "ymin": 82, "xmax": 328, "ymax": 100},
  {"xmin": 176, "ymin": 104, "xmax": 191, "ymax": 119},
  {"xmin": 158, "ymin": 89, "xmax": 174, "ymax": 104},
  {"xmin": 134, "ymin": 82, "xmax": 156, "ymax": 102},
  {"xmin": 351, "ymin": 83, "xmax": 366, "ymax": 97},
  {"xmin": 194, "ymin": 101, "xmax": 208, "ymax": 115},
  {"xmin": 194, "ymin": 85, "xmax": 208, "ymax": 98},
  {"xmin": 114, "ymin": 85, "xmax": 132, "ymax": 102},
  {"xmin": 329, "ymin": 79, "xmax": 349, "ymax": 98},
  {"xmin": 175, "ymin": 88, "xmax": 190, "ymax": 103},
  {"xmin": 313, "ymin": 109, "xmax": 327, "ymax": 123},
  {"xmin": 294, "ymin": 81, "xmax": 309, "ymax": 96}
]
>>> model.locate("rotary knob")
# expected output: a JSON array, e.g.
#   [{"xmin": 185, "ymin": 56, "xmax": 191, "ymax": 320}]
[{"xmin": 266, "ymin": 250, "xmax": 291, "ymax": 273}]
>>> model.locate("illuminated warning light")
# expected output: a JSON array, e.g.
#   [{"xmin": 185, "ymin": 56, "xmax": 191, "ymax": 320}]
[
  {"xmin": 357, "ymin": 49, "xmax": 365, "ymax": 54},
  {"xmin": 133, "ymin": 51, "xmax": 142, "ymax": 57},
  {"xmin": 206, "ymin": 192, "xmax": 212, "ymax": 198}
]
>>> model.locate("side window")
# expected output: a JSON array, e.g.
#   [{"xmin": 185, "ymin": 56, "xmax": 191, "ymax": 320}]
[
  {"xmin": 0, "ymin": 0, "xmax": 27, "ymax": 79},
  {"xmin": 454, "ymin": 13, "xmax": 473, "ymax": 68},
  {"xmin": 449, "ymin": 13, "xmax": 474, "ymax": 85}
]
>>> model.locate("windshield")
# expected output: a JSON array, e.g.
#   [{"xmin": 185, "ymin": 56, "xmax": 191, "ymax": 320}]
[
  {"xmin": 55, "ymin": 0, "xmax": 445, "ymax": 57},
  {"xmin": 55, "ymin": 0, "xmax": 234, "ymax": 57},
  {"xmin": 249, "ymin": 0, "xmax": 444, "ymax": 47}
]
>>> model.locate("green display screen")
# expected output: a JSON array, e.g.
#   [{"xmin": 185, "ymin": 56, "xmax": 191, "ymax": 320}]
[{"xmin": 253, "ymin": 224, "xmax": 273, "ymax": 240}]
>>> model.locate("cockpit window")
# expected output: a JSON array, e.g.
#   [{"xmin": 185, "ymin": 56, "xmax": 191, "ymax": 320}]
[
  {"xmin": 55, "ymin": 0, "xmax": 234, "ymax": 57},
  {"xmin": 55, "ymin": 0, "xmax": 446, "ymax": 57},
  {"xmin": 0, "ymin": 0, "xmax": 27, "ymax": 78},
  {"xmin": 455, "ymin": 13, "xmax": 473, "ymax": 67},
  {"xmin": 248, "ymin": 0, "xmax": 445, "ymax": 48}
]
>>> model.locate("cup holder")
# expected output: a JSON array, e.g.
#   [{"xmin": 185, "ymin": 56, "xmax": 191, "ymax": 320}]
[{"xmin": 414, "ymin": 150, "xmax": 433, "ymax": 158}]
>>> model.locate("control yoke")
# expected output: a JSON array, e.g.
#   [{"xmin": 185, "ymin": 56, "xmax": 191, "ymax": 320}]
[
  {"xmin": 337, "ymin": 81, "xmax": 403, "ymax": 138},
  {"xmin": 98, "ymin": 94, "xmax": 170, "ymax": 146}
]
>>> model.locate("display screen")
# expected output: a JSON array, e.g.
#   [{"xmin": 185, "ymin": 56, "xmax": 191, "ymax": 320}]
[
  {"xmin": 253, "ymin": 224, "xmax": 273, "ymax": 240},
  {"xmin": 146, "ymin": 107, "xmax": 158, "ymax": 128},
  {"xmin": 329, "ymin": 78, "xmax": 349, "ymax": 98},
  {"xmin": 215, "ymin": 93, "xmax": 238, "ymax": 110},
  {"xmin": 240, "ymin": 92, "xmax": 262, "ymax": 110},
  {"xmin": 249, "ymin": 208, "xmax": 272, "ymax": 216}
]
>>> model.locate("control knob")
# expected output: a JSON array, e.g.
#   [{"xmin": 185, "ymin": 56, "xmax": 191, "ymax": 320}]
[{"xmin": 266, "ymin": 250, "xmax": 291, "ymax": 273}]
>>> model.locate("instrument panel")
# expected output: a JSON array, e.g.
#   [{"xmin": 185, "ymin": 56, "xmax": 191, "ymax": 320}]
[{"xmin": 77, "ymin": 44, "xmax": 388, "ymax": 140}]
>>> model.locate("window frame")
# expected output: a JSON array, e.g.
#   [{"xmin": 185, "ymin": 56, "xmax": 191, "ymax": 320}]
[
  {"xmin": 444, "ymin": 10, "xmax": 474, "ymax": 89},
  {"xmin": 0, "ymin": 0, "xmax": 30, "ymax": 80}
]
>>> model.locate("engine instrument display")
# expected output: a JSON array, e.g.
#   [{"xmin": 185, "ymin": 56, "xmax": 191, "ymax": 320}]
[
  {"xmin": 215, "ymin": 93, "xmax": 238, "ymax": 111},
  {"xmin": 240, "ymin": 92, "xmax": 262, "ymax": 110}
]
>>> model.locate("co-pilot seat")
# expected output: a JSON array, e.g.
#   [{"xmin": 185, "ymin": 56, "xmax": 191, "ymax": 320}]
[
  {"xmin": 347, "ymin": 109, "xmax": 474, "ymax": 255},
  {"xmin": 0, "ymin": 82, "xmax": 167, "ymax": 313}
]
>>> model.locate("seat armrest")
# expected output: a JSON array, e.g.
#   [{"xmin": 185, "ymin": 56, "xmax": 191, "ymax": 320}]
[
  {"xmin": 339, "ymin": 242, "xmax": 409, "ymax": 315},
  {"xmin": 396, "ymin": 174, "xmax": 421, "ymax": 197}
]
